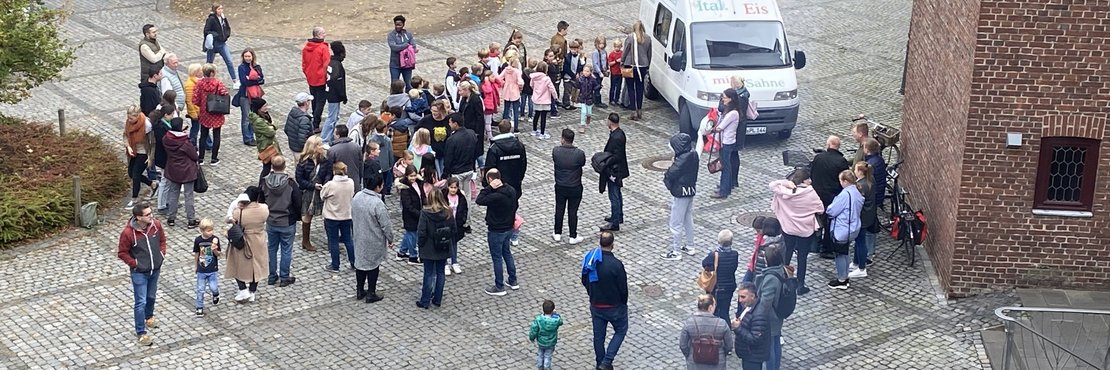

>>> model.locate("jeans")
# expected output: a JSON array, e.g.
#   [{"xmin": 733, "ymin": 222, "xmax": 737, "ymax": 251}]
[
  {"xmin": 854, "ymin": 230, "xmax": 874, "ymax": 270},
  {"xmin": 742, "ymin": 360, "xmax": 765, "ymax": 370},
  {"xmin": 450, "ymin": 240, "xmax": 458, "ymax": 264},
  {"xmin": 195, "ymin": 271, "xmax": 219, "ymax": 309},
  {"xmin": 768, "ymin": 335, "xmax": 782, "ymax": 370},
  {"xmin": 390, "ymin": 67, "xmax": 414, "ymax": 91},
  {"xmin": 266, "ymin": 223, "xmax": 297, "ymax": 281},
  {"xmin": 325, "ymin": 219, "xmax": 354, "ymax": 270},
  {"xmin": 130, "ymin": 270, "xmax": 160, "ymax": 335},
  {"xmin": 156, "ymin": 171, "xmax": 169, "ymax": 211},
  {"xmin": 623, "ymin": 66, "xmax": 648, "ymax": 110},
  {"xmin": 835, "ymin": 253, "xmax": 850, "ymax": 280},
  {"xmin": 609, "ymin": 76, "xmax": 623, "ymax": 104},
  {"xmin": 486, "ymin": 231, "xmax": 518, "ymax": 289},
  {"xmin": 127, "ymin": 154, "xmax": 153, "ymax": 198},
  {"xmin": 322, "ymin": 102, "xmax": 341, "ymax": 144},
  {"xmin": 199, "ymin": 127, "xmax": 222, "ymax": 162},
  {"xmin": 400, "ymin": 231, "xmax": 418, "ymax": 258},
  {"xmin": 590, "ymin": 304, "xmax": 628, "ymax": 366},
  {"xmin": 783, "ymin": 233, "xmax": 814, "ymax": 289},
  {"xmin": 669, "ymin": 196, "xmax": 694, "ymax": 252},
  {"xmin": 239, "ymin": 96, "xmax": 254, "ymax": 144},
  {"xmin": 309, "ymin": 85, "xmax": 327, "ymax": 128},
  {"xmin": 205, "ymin": 43, "xmax": 237, "ymax": 81},
  {"xmin": 713, "ymin": 285, "xmax": 735, "ymax": 323},
  {"xmin": 554, "ymin": 185, "xmax": 582, "ymax": 238},
  {"xmin": 503, "ymin": 100, "xmax": 521, "ymax": 132},
  {"xmin": 606, "ymin": 180, "xmax": 623, "ymax": 224},
  {"xmin": 164, "ymin": 180, "xmax": 195, "ymax": 223},
  {"xmin": 188, "ymin": 117, "xmax": 213, "ymax": 147},
  {"xmin": 536, "ymin": 346, "xmax": 555, "ymax": 369},
  {"xmin": 521, "ymin": 94, "xmax": 534, "ymax": 120},
  {"xmin": 718, "ymin": 144, "xmax": 738, "ymax": 196},
  {"xmin": 419, "ymin": 259, "xmax": 447, "ymax": 306}
]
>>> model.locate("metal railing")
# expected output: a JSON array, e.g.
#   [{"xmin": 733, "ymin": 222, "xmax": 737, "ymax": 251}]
[{"xmin": 994, "ymin": 306, "xmax": 1110, "ymax": 370}]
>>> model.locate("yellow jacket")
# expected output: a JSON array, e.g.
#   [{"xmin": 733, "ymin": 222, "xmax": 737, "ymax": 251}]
[{"xmin": 184, "ymin": 76, "xmax": 200, "ymax": 119}]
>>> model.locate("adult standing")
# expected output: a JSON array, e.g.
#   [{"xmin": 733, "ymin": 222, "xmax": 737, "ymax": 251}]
[
  {"xmin": 827, "ymin": 170, "xmax": 863, "ymax": 290},
  {"xmin": 192, "ymin": 64, "xmax": 230, "ymax": 165},
  {"xmin": 702, "ymin": 230, "xmax": 740, "ymax": 322},
  {"xmin": 621, "ymin": 21, "xmax": 652, "ymax": 121},
  {"xmin": 235, "ymin": 49, "xmax": 264, "ymax": 146},
  {"xmin": 352, "ymin": 173, "xmax": 392, "ymax": 303},
  {"xmin": 262, "ymin": 156, "xmax": 302, "ymax": 287},
  {"xmin": 709, "ymin": 88, "xmax": 743, "ymax": 199},
  {"xmin": 161, "ymin": 119, "xmax": 199, "ymax": 228},
  {"xmin": 285, "ymin": 93, "xmax": 315, "ymax": 158},
  {"xmin": 295, "ymin": 136, "xmax": 332, "ymax": 252},
  {"xmin": 321, "ymin": 162, "xmax": 355, "ymax": 272},
  {"xmin": 387, "ymin": 15, "xmax": 416, "ymax": 90},
  {"xmin": 581, "ymin": 231, "xmax": 629, "ymax": 370},
  {"xmin": 322, "ymin": 41, "xmax": 348, "ymax": 144},
  {"xmin": 484, "ymin": 120, "xmax": 527, "ymax": 195},
  {"xmin": 663, "ymin": 133, "xmax": 699, "ymax": 259},
  {"xmin": 138, "ymin": 24, "xmax": 166, "ymax": 82},
  {"xmin": 302, "ymin": 26, "xmax": 330, "ymax": 129},
  {"xmin": 721, "ymin": 77, "xmax": 750, "ymax": 189},
  {"xmin": 551, "ymin": 128, "xmax": 586, "ymax": 245},
  {"xmin": 679, "ymin": 295, "xmax": 734, "ymax": 369},
  {"xmin": 810, "ymin": 136, "xmax": 851, "ymax": 258},
  {"xmin": 731, "ymin": 282, "xmax": 771, "ymax": 370},
  {"xmin": 475, "ymin": 169, "xmax": 519, "ymax": 296},
  {"xmin": 158, "ymin": 54, "xmax": 185, "ymax": 112},
  {"xmin": 756, "ymin": 244, "xmax": 789, "ymax": 370},
  {"xmin": 416, "ymin": 99, "xmax": 452, "ymax": 175},
  {"xmin": 327, "ymin": 125, "xmax": 364, "ymax": 191},
  {"xmin": 116, "ymin": 202, "xmax": 166, "ymax": 346},
  {"xmin": 849, "ymin": 162, "xmax": 876, "ymax": 280},
  {"xmin": 203, "ymin": 4, "xmax": 238, "ymax": 88},
  {"xmin": 442, "ymin": 112, "xmax": 480, "ymax": 228},
  {"xmin": 769, "ymin": 171, "xmax": 824, "ymax": 295},
  {"xmin": 416, "ymin": 190, "xmax": 455, "ymax": 308},
  {"xmin": 600, "ymin": 113, "xmax": 628, "ymax": 232},
  {"xmin": 850, "ymin": 121, "xmax": 869, "ymax": 165},
  {"xmin": 123, "ymin": 106, "xmax": 155, "ymax": 210},
  {"xmin": 457, "ymin": 81, "xmax": 485, "ymax": 145},
  {"xmin": 227, "ymin": 187, "xmax": 270, "ymax": 303},
  {"xmin": 249, "ymin": 99, "xmax": 281, "ymax": 181}
]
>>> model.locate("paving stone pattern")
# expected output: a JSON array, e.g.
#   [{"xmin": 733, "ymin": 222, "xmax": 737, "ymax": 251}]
[{"xmin": 0, "ymin": 0, "xmax": 1019, "ymax": 368}]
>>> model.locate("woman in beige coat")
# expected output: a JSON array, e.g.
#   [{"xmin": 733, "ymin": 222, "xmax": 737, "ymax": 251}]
[{"xmin": 226, "ymin": 186, "xmax": 270, "ymax": 303}]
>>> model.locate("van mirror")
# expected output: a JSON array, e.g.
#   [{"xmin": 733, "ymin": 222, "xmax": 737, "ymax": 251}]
[
  {"xmin": 669, "ymin": 51, "xmax": 686, "ymax": 71},
  {"xmin": 794, "ymin": 50, "xmax": 807, "ymax": 70}
]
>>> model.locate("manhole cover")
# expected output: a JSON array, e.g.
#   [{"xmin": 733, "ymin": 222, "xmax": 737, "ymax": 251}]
[
  {"xmin": 641, "ymin": 155, "xmax": 673, "ymax": 172},
  {"xmin": 642, "ymin": 285, "xmax": 664, "ymax": 298},
  {"xmin": 734, "ymin": 211, "xmax": 776, "ymax": 227}
]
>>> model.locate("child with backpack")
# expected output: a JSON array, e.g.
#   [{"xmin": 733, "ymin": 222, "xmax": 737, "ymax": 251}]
[
  {"xmin": 528, "ymin": 299, "xmax": 563, "ymax": 370},
  {"xmin": 415, "ymin": 188, "xmax": 455, "ymax": 308}
]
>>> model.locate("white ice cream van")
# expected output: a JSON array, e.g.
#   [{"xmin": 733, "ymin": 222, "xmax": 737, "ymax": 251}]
[{"xmin": 640, "ymin": 0, "xmax": 806, "ymax": 138}]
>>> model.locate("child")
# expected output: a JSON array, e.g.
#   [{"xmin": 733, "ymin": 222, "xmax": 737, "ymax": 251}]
[
  {"xmin": 486, "ymin": 42, "xmax": 503, "ymax": 75},
  {"xmin": 575, "ymin": 65, "xmax": 600, "ymax": 132},
  {"xmin": 742, "ymin": 216, "xmax": 783, "ymax": 284},
  {"xmin": 396, "ymin": 164, "xmax": 427, "ymax": 264},
  {"xmin": 542, "ymin": 49, "xmax": 561, "ymax": 118},
  {"xmin": 480, "ymin": 70, "xmax": 502, "ymax": 140},
  {"xmin": 430, "ymin": 83, "xmax": 451, "ymax": 109},
  {"xmin": 193, "ymin": 219, "xmax": 221, "ymax": 317},
  {"xmin": 393, "ymin": 150, "xmax": 415, "ymax": 179},
  {"xmin": 530, "ymin": 61, "xmax": 557, "ymax": 139},
  {"xmin": 411, "ymin": 76, "xmax": 434, "ymax": 115},
  {"xmin": 560, "ymin": 40, "xmax": 584, "ymax": 110},
  {"xmin": 589, "ymin": 36, "xmax": 609, "ymax": 109},
  {"xmin": 521, "ymin": 58, "xmax": 537, "ymax": 126},
  {"xmin": 443, "ymin": 176, "xmax": 470, "ymax": 276},
  {"xmin": 406, "ymin": 88, "xmax": 428, "ymax": 121},
  {"xmin": 444, "ymin": 57, "xmax": 461, "ymax": 110},
  {"xmin": 384, "ymin": 107, "xmax": 409, "ymax": 159},
  {"xmin": 528, "ymin": 299, "xmax": 563, "ymax": 370},
  {"xmin": 408, "ymin": 128, "xmax": 435, "ymax": 171},
  {"xmin": 369, "ymin": 121, "xmax": 395, "ymax": 195},
  {"xmin": 499, "ymin": 53, "xmax": 524, "ymax": 133},
  {"xmin": 607, "ymin": 38, "xmax": 624, "ymax": 106},
  {"xmin": 347, "ymin": 100, "xmax": 373, "ymax": 129},
  {"xmin": 468, "ymin": 63, "xmax": 484, "ymax": 91}
]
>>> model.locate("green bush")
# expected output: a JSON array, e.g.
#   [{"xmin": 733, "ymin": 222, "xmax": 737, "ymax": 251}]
[{"xmin": 0, "ymin": 116, "xmax": 126, "ymax": 246}]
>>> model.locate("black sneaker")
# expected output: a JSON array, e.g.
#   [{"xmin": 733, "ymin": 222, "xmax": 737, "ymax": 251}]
[
  {"xmin": 416, "ymin": 301, "xmax": 429, "ymax": 309},
  {"xmin": 365, "ymin": 293, "xmax": 384, "ymax": 303},
  {"xmin": 195, "ymin": 308, "xmax": 204, "ymax": 317},
  {"xmin": 797, "ymin": 286, "xmax": 811, "ymax": 295},
  {"xmin": 407, "ymin": 257, "xmax": 421, "ymax": 265},
  {"xmin": 212, "ymin": 295, "xmax": 220, "ymax": 305},
  {"xmin": 395, "ymin": 253, "xmax": 408, "ymax": 261},
  {"xmin": 827, "ymin": 278, "xmax": 850, "ymax": 290},
  {"xmin": 600, "ymin": 223, "xmax": 620, "ymax": 232},
  {"xmin": 484, "ymin": 285, "xmax": 507, "ymax": 296},
  {"xmin": 167, "ymin": 219, "xmax": 176, "ymax": 227},
  {"xmin": 187, "ymin": 220, "xmax": 200, "ymax": 229},
  {"xmin": 210, "ymin": 159, "xmax": 220, "ymax": 166},
  {"xmin": 267, "ymin": 277, "xmax": 278, "ymax": 285},
  {"xmin": 278, "ymin": 277, "xmax": 297, "ymax": 287}
]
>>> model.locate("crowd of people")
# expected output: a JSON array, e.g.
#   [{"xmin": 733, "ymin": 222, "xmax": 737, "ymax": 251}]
[{"xmin": 118, "ymin": 4, "xmax": 889, "ymax": 369}]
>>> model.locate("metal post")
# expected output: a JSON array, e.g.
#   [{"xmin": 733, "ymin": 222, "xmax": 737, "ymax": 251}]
[
  {"xmin": 1002, "ymin": 320, "xmax": 1014, "ymax": 370},
  {"xmin": 72, "ymin": 176, "xmax": 81, "ymax": 227},
  {"xmin": 58, "ymin": 109, "xmax": 65, "ymax": 136}
]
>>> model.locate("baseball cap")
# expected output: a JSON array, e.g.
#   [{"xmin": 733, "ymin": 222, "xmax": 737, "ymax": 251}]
[{"xmin": 294, "ymin": 92, "xmax": 313, "ymax": 103}]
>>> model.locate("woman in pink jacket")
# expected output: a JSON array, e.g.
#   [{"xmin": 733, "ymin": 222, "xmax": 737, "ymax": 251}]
[
  {"xmin": 529, "ymin": 62, "xmax": 557, "ymax": 139},
  {"xmin": 498, "ymin": 53, "xmax": 524, "ymax": 134},
  {"xmin": 769, "ymin": 170, "xmax": 825, "ymax": 295}
]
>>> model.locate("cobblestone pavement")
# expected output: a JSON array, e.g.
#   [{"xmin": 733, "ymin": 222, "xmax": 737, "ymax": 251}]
[{"xmin": 0, "ymin": 0, "xmax": 1019, "ymax": 368}]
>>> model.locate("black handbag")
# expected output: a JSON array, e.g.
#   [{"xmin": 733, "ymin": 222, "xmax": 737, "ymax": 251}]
[
  {"xmin": 206, "ymin": 94, "xmax": 230, "ymax": 115},
  {"xmin": 227, "ymin": 209, "xmax": 247, "ymax": 250},
  {"xmin": 194, "ymin": 166, "xmax": 208, "ymax": 193}
]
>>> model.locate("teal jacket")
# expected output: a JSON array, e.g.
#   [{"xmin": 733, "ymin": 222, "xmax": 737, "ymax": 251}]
[{"xmin": 528, "ymin": 313, "xmax": 563, "ymax": 348}]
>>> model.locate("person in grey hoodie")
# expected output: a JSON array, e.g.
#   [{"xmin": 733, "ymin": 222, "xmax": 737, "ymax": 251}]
[
  {"xmin": 261, "ymin": 156, "xmax": 302, "ymax": 287},
  {"xmin": 285, "ymin": 94, "xmax": 314, "ymax": 155},
  {"xmin": 352, "ymin": 173, "xmax": 393, "ymax": 303},
  {"xmin": 662, "ymin": 133, "xmax": 699, "ymax": 260},
  {"xmin": 756, "ymin": 243, "xmax": 789, "ymax": 370}
]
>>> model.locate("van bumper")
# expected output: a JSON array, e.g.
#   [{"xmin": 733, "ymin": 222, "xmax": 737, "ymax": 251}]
[{"xmin": 688, "ymin": 103, "xmax": 800, "ymax": 135}]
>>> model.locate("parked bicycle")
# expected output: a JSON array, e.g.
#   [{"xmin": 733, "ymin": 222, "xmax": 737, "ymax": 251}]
[{"xmin": 852, "ymin": 114, "xmax": 901, "ymax": 166}]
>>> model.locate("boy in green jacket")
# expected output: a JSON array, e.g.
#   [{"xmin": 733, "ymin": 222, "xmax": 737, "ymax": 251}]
[{"xmin": 528, "ymin": 299, "xmax": 564, "ymax": 370}]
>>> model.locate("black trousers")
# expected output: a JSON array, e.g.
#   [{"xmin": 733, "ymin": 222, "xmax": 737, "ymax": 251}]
[
  {"xmin": 235, "ymin": 280, "xmax": 258, "ymax": 292},
  {"xmin": 199, "ymin": 127, "xmax": 222, "ymax": 162},
  {"xmin": 554, "ymin": 185, "xmax": 583, "ymax": 238},
  {"xmin": 309, "ymin": 85, "xmax": 327, "ymax": 129},
  {"xmin": 356, "ymin": 268, "xmax": 380, "ymax": 294},
  {"xmin": 128, "ymin": 154, "xmax": 153, "ymax": 198}
]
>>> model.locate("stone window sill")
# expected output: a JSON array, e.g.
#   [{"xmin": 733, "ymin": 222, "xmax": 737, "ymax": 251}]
[{"xmin": 1031, "ymin": 209, "xmax": 1094, "ymax": 218}]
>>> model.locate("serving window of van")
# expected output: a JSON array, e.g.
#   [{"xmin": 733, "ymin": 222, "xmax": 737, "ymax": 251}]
[
  {"xmin": 690, "ymin": 21, "xmax": 792, "ymax": 69},
  {"xmin": 653, "ymin": 4, "xmax": 673, "ymax": 47}
]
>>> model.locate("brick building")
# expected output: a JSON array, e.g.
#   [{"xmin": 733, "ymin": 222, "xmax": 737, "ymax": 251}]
[{"xmin": 900, "ymin": 0, "xmax": 1109, "ymax": 297}]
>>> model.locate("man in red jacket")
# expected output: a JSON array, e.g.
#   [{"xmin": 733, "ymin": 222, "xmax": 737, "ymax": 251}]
[
  {"xmin": 302, "ymin": 26, "xmax": 330, "ymax": 129},
  {"xmin": 116, "ymin": 202, "xmax": 168, "ymax": 346}
]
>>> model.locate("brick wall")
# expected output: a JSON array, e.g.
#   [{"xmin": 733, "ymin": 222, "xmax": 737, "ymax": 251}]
[
  {"xmin": 899, "ymin": 0, "xmax": 981, "ymax": 292},
  {"xmin": 949, "ymin": 0, "xmax": 1110, "ymax": 297}
]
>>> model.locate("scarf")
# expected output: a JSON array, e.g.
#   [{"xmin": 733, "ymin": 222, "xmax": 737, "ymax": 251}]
[{"xmin": 125, "ymin": 113, "xmax": 147, "ymax": 149}]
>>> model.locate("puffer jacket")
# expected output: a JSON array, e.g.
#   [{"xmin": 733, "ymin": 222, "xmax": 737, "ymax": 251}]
[
  {"xmin": 664, "ymin": 133, "xmax": 698, "ymax": 198},
  {"xmin": 161, "ymin": 131, "xmax": 198, "ymax": 183},
  {"xmin": 481, "ymin": 79, "xmax": 501, "ymax": 114},
  {"xmin": 734, "ymin": 302, "xmax": 772, "ymax": 363},
  {"xmin": 284, "ymin": 107, "xmax": 313, "ymax": 153},
  {"xmin": 397, "ymin": 177, "xmax": 428, "ymax": 231},
  {"xmin": 529, "ymin": 72, "xmax": 556, "ymax": 105},
  {"xmin": 857, "ymin": 178, "xmax": 877, "ymax": 231}
]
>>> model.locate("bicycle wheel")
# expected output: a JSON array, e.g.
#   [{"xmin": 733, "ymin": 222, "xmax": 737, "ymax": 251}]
[{"xmin": 882, "ymin": 145, "xmax": 900, "ymax": 167}]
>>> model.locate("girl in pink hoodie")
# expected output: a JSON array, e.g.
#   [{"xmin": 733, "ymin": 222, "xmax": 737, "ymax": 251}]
[
  {"xmin": 529, "ymin": 62, "xmax": 557, "ymax": 139},
  {"xmin": 498, "ymin": 54, "xmax": 524, "ymax": 135},
  {"xmin": 769, "ymin": 172, "xmax": 825, "ymax": 295},
  {"xmin": 480, "ymin": 70, "xmax": 502, "ymax": 140}
]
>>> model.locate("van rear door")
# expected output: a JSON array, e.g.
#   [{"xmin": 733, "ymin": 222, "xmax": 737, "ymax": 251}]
[{"xmin": 649, "ymin": 2, "xmax": 678, "ymax": 106}]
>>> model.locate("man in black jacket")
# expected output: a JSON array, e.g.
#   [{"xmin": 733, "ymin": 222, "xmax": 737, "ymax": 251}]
[
  {"xmin": 601, "ymin": 113, "xmax": 628, "ymax": 231},
  {"xmin": 552, "ymin": 128, "xmax": 586, "ymax": 245},
  {"xmin": 475, "ymin": 169, "xmax": 519, "ymax": 296},
  {"xmin": 581, "ymin": 231, "xmax": 628, "ymax": 370},
  {"xmin": 663, "ymin": 133, "xmax": 699, "ymax": 260},
  {"xmin": 322, "ymin": 41, "xmax": 348, "ymax": 144},
  {"xmin": 484, "ymin": 120, "xmax": 528, "ymax": 198},
  {"xmin": 139, "ymin": 69, "xmax": 163, "ymax": 116},
  {"xmin": 443, "ymin": 113, "xmax": 480, "ymax": 228},
  {"xmin": 810, "ymin": 135, "xmax": 850, "ymax": 258}
]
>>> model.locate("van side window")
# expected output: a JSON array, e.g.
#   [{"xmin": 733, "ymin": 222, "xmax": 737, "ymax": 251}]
[
  {"xmin": 652, "ymin": 4, "xmax": 673, "ymax": 48},
  {"xmin": 671, "ymin": 19, "xmax": 686, "ymax": 53}
]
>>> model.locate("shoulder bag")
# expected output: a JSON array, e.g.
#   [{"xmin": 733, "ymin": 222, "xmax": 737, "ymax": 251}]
[
  {"xmin": 706, "ymin": 131, "xmax": 724, "ymax": 174},
  {"xmin": 257, "ymin": 144, "xmax": 278, "ymax": 164},
  {"xmin": 690, "ymin": 317, "xmax": 722, "ymax": 365},
  {"xmin": 194, "ymin": 165, "xmax": 209, "ymax": 193},
  {"xmin": 621, "ymin": 36, "xmax": 639, "ymax": 78},
  {"xmin": 697, "ymin": 251, "xmax": 719, "ymax": 293},
  {"xmin": 206, "ymin": 93, "xmax": 231, "ymax": 115}
]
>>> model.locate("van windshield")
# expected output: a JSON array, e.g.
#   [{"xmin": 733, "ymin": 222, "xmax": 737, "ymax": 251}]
[{"xmin": 689, "ymin": 21, "xmax": 791, "ymax": 69}]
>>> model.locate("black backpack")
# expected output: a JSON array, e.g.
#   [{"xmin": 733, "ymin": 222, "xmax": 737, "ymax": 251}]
[
  {"xmin": 432, "ymin": 219, "xmax": 453, "ymax": 252},
  {"xmin": 772, "ymin": 272, "xmax": 798, "ymax": 320}
]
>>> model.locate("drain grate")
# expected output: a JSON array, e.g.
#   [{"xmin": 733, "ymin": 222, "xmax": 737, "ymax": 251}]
[
  {"xmin": 642, "ymin": 284, "xmax": 664, "ymax": 298},
  {"xmin": 734, "ymin": 211, "xmax": 777, "ymax": 227},
  {"xmin": 641, "ymin": 155, "xmax": 673, "ymax": 172}
]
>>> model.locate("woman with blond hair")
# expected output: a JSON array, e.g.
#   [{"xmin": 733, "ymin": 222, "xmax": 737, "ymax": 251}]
[
  {"xmin": 321, "ymin": 162, "xmax": 355, "ymax": 272},
  {"xmin": 123, "ymin": 105, "xmax": 156, "ymax": 210},
  {"xmin": 183, "ymin": 63, "xmax": 206, "ymax": 147},
  {"xmin": 295, "ymin": 135, "xmax": 332, "ymax": 252},
  {"xmin": 621, "ymin": 20, "xmax": 652, "ymax": 121}
]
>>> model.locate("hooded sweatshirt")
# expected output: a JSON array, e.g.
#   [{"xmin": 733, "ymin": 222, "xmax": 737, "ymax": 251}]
[
  {"xmin": 529, "ymin": 72, "xmax": 556, "ymax": 105},
  {"xmin": 475, "ymin": 184, "xmax": 518, "ymax": 232},
  {"xmin": 769, "ymin": 180, "xmax": 825, "ymax": 237},
  {"xmin": 117, "ymin": 217, "xmax": 167, "ymax": 273},
  {"xmin": 484, "ymin": 133, "xmax": 527, "ymax": 194},
  {"xmin": 139, "ymin": 82, "xmax": 161, "ymax": 115},
  {"xmin": 301, "ymin": 38, "xmax": 331, "ymax": 86},
  {"xmin": 528, "ymin": 313, "xmax": 564, "ymax": 348},
  {"xmin": 664, "ymin": 133, "xmax": 698, "ymax": 198},
  {"xmin": 263, "ymin": 172, "xmax": 302, "ymax": 227},
  {"xmin": 162, "ymin": 131, "xmax": 198, "ymax": 183}
]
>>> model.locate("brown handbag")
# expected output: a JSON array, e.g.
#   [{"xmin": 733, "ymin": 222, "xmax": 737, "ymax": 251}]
[
  {"xmin": 621, "ymin": 37, "xmax": 639, "ymax": 78},
  {"xmin": 706, "ymin": 133, "xmax": 723, "ymax": 174},
  {"xmin": 257, "ymin": 144, "xmax": 278, "ymax": 164},
  {"xmin": 697, "ymin": 251, "xmax": 719, "ymax": 293}
]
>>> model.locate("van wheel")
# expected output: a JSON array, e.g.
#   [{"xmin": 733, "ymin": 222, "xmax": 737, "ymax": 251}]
[
  {"xmin": 644, "ymin": 74, "xmax": 660, "ymax": 101},
  {"xmin": 678, "ymin": 102, "xmax": 694, "ymax": 136},
  {"xmin": 778, "ymin": 130, "xmax": 793, "ymax": 139}
]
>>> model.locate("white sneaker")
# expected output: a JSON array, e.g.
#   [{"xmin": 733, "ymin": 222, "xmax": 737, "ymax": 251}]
[
  {"xmin": 531, "ymin": 130, "xmax": 539, "ymax": 137},
  {"xmin": 232, "ymin": 80, "xmax": 241, "ymax": 90},
  {"xmin": 661, "ymin": 251, "xmax": 682, "ymax": 260},
  {"xmin": 568, "ymin": 236, "xmax": 584, "ymax": 245},
  {"xmin": 249, "ymin": 292, "xmax": 256, "ymax": 302},
  {"xmin": 125, "ymin": 200, "xmax": 135, "ymax": 210},
  {"xmin": 234, "ymin": 289, "xmax": 250, "ymax": 303},
  {"xmin": 445, "ymin": 265, "xmax": 452, "ymax": 276},
  {"xmin": 511, "ymin": 239, "xmax": 519, "ymax": 246},
  {"xmin": 552, "ymin": 234, "xmax": 562, "ymax": 242},
  {"xmin": 452, "ymin": 264, "xmax": 462, "ymax": 274},
  {"xmin": 849, "ymin": 262, "xmax": 859, "ymax": 271},
  {"xmin": 541, "ymin": 133, "xmax": 550, "ymax": 140},
  {"xmin": 848, "ymin": 269, "xmax": 868, "ymax": 279},
  {"xmin": 680, "ymin": 246, "xmax": 696, "ymax": 256}
]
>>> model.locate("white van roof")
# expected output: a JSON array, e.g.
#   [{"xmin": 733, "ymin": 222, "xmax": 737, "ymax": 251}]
[{"xmin": 668, "ymin": 0, "xmax": 783, "ymax": 22}]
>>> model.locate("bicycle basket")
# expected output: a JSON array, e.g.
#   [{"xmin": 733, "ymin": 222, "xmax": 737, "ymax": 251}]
[
  {"xmin": 873, "ymin": 124, "xmax": 901, "ymax": 147},
  {"xmin": 782, "ymin": 150, "xmax": 813, "ymax": 168}
]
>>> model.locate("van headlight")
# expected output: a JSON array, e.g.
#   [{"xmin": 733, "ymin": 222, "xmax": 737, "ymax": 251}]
[
  {"xmin": 697, "ymin": 90, "xmax": 722, "ymax": 101},
  {"xmin": 774, "ymin": 90, "xmax": 798, "ymax": 101}
]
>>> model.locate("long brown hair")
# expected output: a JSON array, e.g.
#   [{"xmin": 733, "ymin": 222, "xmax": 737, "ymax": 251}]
[{"xmin": 359, "ymin": 114, "xmax": 380, "ymax": 142}]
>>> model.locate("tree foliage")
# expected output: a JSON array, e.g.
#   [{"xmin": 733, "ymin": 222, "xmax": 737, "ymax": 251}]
[{"xmin": 0, "ymin": 0, "xmax": 77, "ymax": 104}]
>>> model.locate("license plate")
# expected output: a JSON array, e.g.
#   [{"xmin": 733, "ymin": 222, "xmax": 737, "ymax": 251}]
[{"xmin": 746, "ymin": 127, "xmax": 767, "ymax": 135}]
